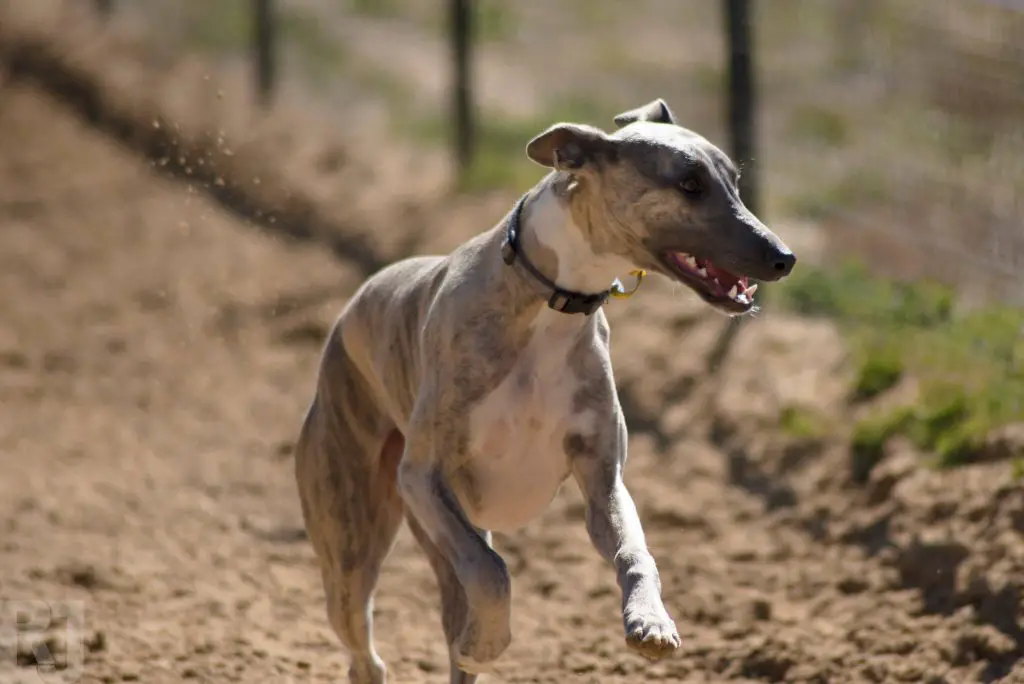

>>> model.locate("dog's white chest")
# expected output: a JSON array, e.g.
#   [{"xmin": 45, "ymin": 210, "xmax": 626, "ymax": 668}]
[{"xmin": 459, "ymin": 318, "xmax": 589, "ymax": 533}]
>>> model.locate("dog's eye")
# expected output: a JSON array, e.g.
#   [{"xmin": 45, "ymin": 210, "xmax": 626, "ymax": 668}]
[{"xmin": 679, "ymin": 177, "xmax": 703, "ymax": 196}]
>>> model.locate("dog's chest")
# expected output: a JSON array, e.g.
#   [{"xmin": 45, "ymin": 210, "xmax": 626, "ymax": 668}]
[{"xmin": 458, "ymin": 320, "xmax": 590, "ymax": 533}]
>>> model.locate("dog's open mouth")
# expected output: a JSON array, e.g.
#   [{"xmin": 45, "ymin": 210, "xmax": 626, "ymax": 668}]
[{"xmin": 663, "ymin": 251, "xmax": 757, "ymax": 314}]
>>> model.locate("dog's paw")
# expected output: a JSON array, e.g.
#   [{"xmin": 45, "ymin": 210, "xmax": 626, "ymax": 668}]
[
  {"xmin": 454, "ymin": 650, "xmax": 498, "ymax": 675},
  {"xmin": 452, "ymin": 618, "xmax": 512, "ymax": 675},
  {"xmin": 623, "ymin": 604, "xmax": 680, "ymax": 661},
  {"xmin": 453, "ymin": 622, "xmax": 511, "ymax": 674},
  {"xmin": 453, "ymin": 640, "xmax": 506, "ymax": 675}
]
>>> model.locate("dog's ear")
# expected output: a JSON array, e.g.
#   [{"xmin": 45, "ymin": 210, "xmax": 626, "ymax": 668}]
[
  {"xmin": 613, "ymin": 98, "xmax": 677, "ymax": 128},
  {"xmin": 525, "ymin": 123, "xmax": 612, "ymax": 170}
]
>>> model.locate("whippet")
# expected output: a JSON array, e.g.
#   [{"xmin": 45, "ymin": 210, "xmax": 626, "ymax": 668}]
[{"xmin": 294, "ymin": 98, "xmax": 796, "ymax": 683}]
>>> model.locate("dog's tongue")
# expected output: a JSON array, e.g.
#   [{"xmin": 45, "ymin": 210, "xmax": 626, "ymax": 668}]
[{"xmin": 705, "ymin": 263, "xmax": 748, "ymax": 290}]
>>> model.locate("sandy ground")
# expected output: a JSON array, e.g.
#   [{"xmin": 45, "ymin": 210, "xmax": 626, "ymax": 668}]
[{"xmin": 2, "ymin": 11, "xmax": 1024, "ymax": 684}]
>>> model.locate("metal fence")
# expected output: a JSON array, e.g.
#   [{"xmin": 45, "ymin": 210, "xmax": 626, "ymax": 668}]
[{"xmin": 87, "ymin": 0, "xmax": 1023, "ymax": 305}]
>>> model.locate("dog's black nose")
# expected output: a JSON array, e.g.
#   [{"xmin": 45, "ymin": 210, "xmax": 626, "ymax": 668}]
[
  {"xmin": 770, "ymin": 249, "xmax": 796, "ymax": 278},
  {"xmin": 770, "ymin": 249, "xmax": 794, "ymax": 276}
]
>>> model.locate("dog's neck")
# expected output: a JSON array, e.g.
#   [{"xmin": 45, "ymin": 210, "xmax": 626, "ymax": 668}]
[{"xmin": 516, "ymin": 173, "xmax": 634, "ymax": 297}]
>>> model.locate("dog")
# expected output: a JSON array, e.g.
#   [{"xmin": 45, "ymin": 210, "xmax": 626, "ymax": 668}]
[{"xmin": 294, "ymin": 98, "xmax": 796, "ymax": 684}]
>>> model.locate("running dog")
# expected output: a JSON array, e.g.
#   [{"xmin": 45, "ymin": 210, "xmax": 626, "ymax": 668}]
[{"xmin": 294, "ymin": 98, "xmax": 796, "ymax": 683}]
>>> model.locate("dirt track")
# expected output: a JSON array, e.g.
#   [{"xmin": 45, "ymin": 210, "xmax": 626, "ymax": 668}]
[{"xmin": 2, "ymin": 19, "xmax": 1024, "ymax": 684}]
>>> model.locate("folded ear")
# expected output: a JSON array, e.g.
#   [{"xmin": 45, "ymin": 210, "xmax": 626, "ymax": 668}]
[
  {"xmin": 613, "ymin": 98, "xmax": 677, "ymax": 127},
  {"xmin": 525, "ymin": 123, "xmax": 612, "ymax": 170}
]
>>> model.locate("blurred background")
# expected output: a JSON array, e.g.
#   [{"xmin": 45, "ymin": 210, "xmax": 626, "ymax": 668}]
[
  {"xmin": 93, "ymin": 0, "xmax": 1024, "ymax": 299},
  {"xmin": 1, "ymin": 1, "xmax": 1023, "ymax": 682}
]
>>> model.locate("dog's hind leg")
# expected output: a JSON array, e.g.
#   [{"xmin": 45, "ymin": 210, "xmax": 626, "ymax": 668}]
[
  {"xmin": 406, "ymin": 512, "xmax": 490, "ymax": 684},
  {"xmin": 295, "ymin": 331, "xmax": 405, "ymax": 684}
]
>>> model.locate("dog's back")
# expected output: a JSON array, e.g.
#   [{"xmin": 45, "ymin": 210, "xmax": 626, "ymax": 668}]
[{"xmin": 334, "ymin": 254, "xmax": 449, "ymax": 429}]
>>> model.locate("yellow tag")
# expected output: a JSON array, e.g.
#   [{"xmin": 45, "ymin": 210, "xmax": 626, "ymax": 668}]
[{"xmin": 610, "ymin": 269, "xmax": 646, "ymax": 299}]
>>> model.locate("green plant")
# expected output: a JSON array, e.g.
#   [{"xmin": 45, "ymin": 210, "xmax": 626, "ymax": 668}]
[
  {"xmin": 348, "ymin": 0, "xmax": 403, "ymax": 18},
  {"xmin": 779, "ymin": 405, "xmax": 829, "ymax": 441},
  {"xmin": 777, "ymin": 261, "xmax": 953, "ymax": 328},
  {"xmin": 778, "ymin": 261, "xmax": 1024, "ymax": 475},
  {"xmin": 848, "ymin": 380, "xmax": 1021, "ymax": 477},
  {"xmin": 851, "ymin": 343, "xmax": 903, "ymax": 402},
  {"xmin": 476, "ymin": 0, "xmax": 516, "ymax": 42},
  {"xmin": 849, "ymin": 407, "xmax": 913, "ymax": 482},
  {"xmin": 1011, "ymin": 457, "xmax": 1024, "ymax": 482}
]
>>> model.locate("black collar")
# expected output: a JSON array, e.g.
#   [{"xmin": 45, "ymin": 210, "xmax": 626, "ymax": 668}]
[{"xmin": 500, "ymin": 193, "xmax": 612, "ymax": 316}]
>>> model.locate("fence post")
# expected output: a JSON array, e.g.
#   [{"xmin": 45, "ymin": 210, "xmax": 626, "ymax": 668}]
[
  {"xmin": 706, "ymin": 0, "xmax": 759, "ymax": 372},
  {"xmin": 253, "ymin": 0, "xmax": 277, "ymax": 109},
  {"xmin": 724, "ymin": 0, "xmax": 759, "ymax": 215},
  {"xmin": 93, "ymin": 0, "xmax": 113, "ymax": 18},
  {"xmin": 450, "ymin": 0, "xmax": 475, "ymax": 174}
]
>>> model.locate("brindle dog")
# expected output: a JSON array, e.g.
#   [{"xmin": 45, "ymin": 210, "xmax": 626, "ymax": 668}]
[{"xmin": 294, "ymin": 99, "xmax": 796, "ymax": 684}]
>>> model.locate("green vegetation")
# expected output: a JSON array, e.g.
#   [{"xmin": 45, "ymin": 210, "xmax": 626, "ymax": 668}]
[
  {"xmin": 850, "ymin": 342, "xmax": 903, "ymax": 402},
  {"xmin": 1012, "ymin": 457, "xmax": 1024, "ymax": 482},
  {"xmin": 420, "ymin": 0, "xmax": 517, "ymax": 43},
  {"xmin": 779, "ymin": 405, "xmax": 830, "ymax": 441},
  {"xmin": 348, "ymin": 0, "xmax": 403, "ymax": 19},
  {"xmin": 570, "ymin": 0, "xmax": 616, "ymax": 29},
  {"xmin": 183, "ymin": 0, "xmax": 249, "ymax": 52},
  {"xmin": 335, "ymin": 51, "xmax": 612, "ymax": 192},
  {"xmin": 786, "ymin": 168, "xmax": 888, "ymax": 221},
  {"xmin": 778, "ymin": 261, "xmax": 954, "ymax": 327},
  {"xmin": 180, "ymin": 2, "xmax": 346, "ymax": 86},
  {"xmin": 692, "ymin": 64, "xmax": 725, "ymax": 97},
  {"xmin": 778, "ymin": 261, "xmax": 1024, "ymax": 479},
  {"xmin": 849, "ymin": 385, "xmax": 1005, "ymax": 480},
  {"xmin": 474, "ymin": 0, "xmax": 517, "ymax": 43},
  {"xmin": 399, "ymin": 96, "xmax": 616, "ymax": 193},
  {"xmin": 788, "ymin": 104, "xmax": 850, "ymax": 147},
  {"xmin": 849, "ymin": 407, "xmax": 912, "ymax": 483}
]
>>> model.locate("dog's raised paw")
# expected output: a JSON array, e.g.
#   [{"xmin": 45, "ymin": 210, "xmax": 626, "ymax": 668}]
[
  {"xmin": 453, "ymin": 626, "xmax": 510, "ymax": 674},
  {"xmin": 624, "ymin": 609, "xmax": 681, "ymax": 661},
  {"xmin": 454, "ymin": 651, "xmax": 498, "ymax": 675}
]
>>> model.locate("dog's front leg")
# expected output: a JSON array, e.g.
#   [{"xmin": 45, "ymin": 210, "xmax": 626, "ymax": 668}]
[
  {"xmin": 571, "ymin": 414, "xmax": 680, "ymax": 661},
  {"xmin": 397, "ymin": 433, "xmax": 511, "ymax": 675}
]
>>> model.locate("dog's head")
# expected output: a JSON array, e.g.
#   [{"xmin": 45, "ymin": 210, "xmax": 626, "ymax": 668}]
[{"xmin": 525, "ymin": 98, "xmax": 795, "ymax": 315}]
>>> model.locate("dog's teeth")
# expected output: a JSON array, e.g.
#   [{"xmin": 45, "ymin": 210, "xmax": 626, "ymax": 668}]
[
  {"xmin": 698, "ymin": 268, "xmax": 708, "ymax": 278},
  {"xmin": 684, "ymin": 255, "xmax": 698, "ymax": 269},
  {"xmin": 745, "ymin": 283, "xmax": 759, "ymax": 297},
  {"xmin": 727, "ymin": 285, "xmax": 738, "ymax": 299}
]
